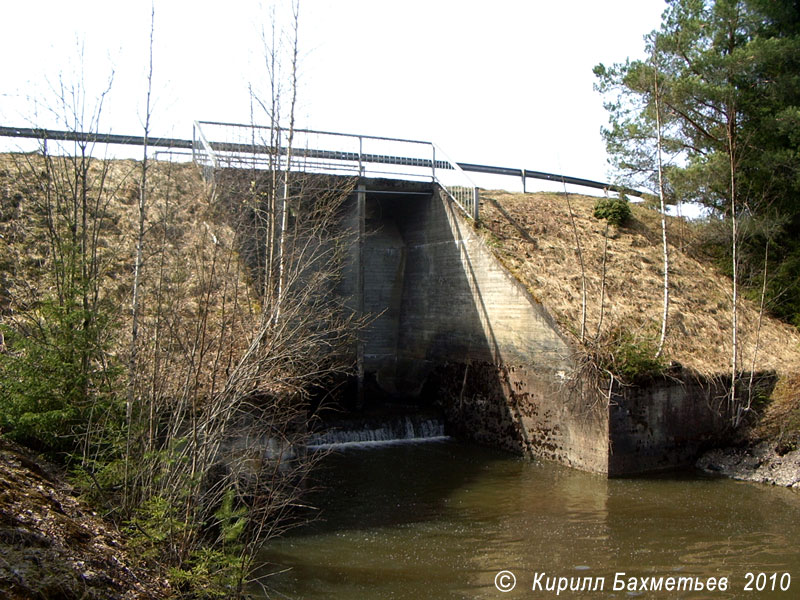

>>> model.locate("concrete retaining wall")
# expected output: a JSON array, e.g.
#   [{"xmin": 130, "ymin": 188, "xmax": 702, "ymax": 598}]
[
  {"xmin": 608, "ymin": 374, "xmax": 775, "ymax": 475},
  {"xmin": 351, "ymin": 185, "xmax": 611, "ymax": 472},
  {"xmin": 226, "ymin": 172, "xmax": 744, "ymax": 476},
  {"xmin": 352, "ymin": 183, "xmax": 743, "ymax": 475}
]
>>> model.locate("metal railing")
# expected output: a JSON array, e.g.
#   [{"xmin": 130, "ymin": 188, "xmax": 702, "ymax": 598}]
[
  {"xmin": 192, "ymin": 121, "xmax": 218, "ymax": 182},
  {"xmin": 192, "ymin": 121, "xmax": 480, "ymax": 219},
  {"xmin": 2, "ymin": 124, "xmax": 640, "ymax": 204},
  {"xmin": 431, "ymin": 142, "xmax": 480, "ymax": 220}
]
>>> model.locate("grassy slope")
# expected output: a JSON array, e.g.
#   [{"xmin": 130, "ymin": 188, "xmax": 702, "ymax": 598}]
[
  {"xmin": 476, "ymin": 190, "xmax": 800, "ymax": 377},
  {"xmin": 0, "ymin": 153, "xmax": 256, "ymax": 402},
  {"xmin": 0, "ymin": 153, "xmax": 249, "ymax": 598}
]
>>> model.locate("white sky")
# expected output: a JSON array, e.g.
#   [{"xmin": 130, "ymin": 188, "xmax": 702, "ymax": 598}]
[{"xmin": 1, "ymin": 0, "xmax": 667, "ymax": 192}]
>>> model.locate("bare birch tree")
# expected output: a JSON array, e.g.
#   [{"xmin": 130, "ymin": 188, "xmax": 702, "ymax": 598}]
[
  {"xmin": 561, "ymin": 179, "xmax": 587, "ymax": 343},
  {"xmin": 727, "ymin": 100, "xmax": 740, "ymax": 415},
  {"xmin": 125, "ymin": 1, "xmax": 155, "ymax": 507},
  {"xmin": 275, "ymin": 0, "xmax": 300, "ymax": 324},
  {"xmin": 652, "ymin": 39, "xmax": 670, "ymax": 360},
  {"xmin": 123, "ymin": 2, "xmax": 363, "ymax": 594}
]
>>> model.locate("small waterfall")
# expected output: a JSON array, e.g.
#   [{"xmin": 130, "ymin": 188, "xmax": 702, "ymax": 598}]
[{"xmin": 308, "ymin": 415, "xmax": 448, "ymax": 450}]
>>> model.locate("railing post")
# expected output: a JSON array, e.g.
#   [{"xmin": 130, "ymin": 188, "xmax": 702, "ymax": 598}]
[
  {"xmin": 356, "ymin": 183, "xmax": 366, "ymax": 409},
  {"xmin": 521, "ymin": 168, "xmax": 527, "ymax": 193},
  {"xmin": 431, "ymin": 144, "xmax": 436, "ymax": 182},
  {"xmin": 473, "ymin": 187, "xmax": 480, "ymax": 221},
  {"xmin": 358, "ymin": 136, "xmax": 363, "ymax": 176}
]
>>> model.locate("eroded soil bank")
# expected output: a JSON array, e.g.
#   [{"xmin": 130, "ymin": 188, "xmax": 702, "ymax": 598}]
[{"xmin": 0, "ymin": 439, "xmax": 169, "ymax": 599}]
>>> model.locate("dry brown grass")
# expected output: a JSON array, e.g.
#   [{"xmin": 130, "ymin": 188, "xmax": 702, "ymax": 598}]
[
  {"xmin": 477, "ymin": 190, "xmax": 800, "ymax": 377},
  {"xmin": 756, "ymin": 373, "xmax": 800, "ymax": 446},
  {"xmin": 4, "ymin": 152, "xmax": 797, "ymax": 381},
  {"xmin": 0, "ymin": 152, "xmax": 258, "ymax": 401}
]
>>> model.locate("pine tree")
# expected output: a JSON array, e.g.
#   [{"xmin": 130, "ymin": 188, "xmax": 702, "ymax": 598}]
[{"xmin": 594, "ymin": 0, "xmax": 800, "ymax": 326}]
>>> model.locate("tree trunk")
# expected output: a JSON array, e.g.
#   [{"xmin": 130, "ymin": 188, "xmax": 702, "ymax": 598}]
[{"xmin": 653, "ymin": 42, "xmax": 670, "ymax": 360}]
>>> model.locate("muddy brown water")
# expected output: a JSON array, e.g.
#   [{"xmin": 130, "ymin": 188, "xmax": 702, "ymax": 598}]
[{"xmin": 256, "ymin": 440, "xmax": 800, "ymax": 599}]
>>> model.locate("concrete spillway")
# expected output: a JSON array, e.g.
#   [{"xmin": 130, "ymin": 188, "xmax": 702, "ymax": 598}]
[
  {"xmin": 332, "ymin": 178, "xmax": 747, "ymax": 476},
  {"xmin": 352, "ymin": 180, "xmax": 572, "ymax": 394},
  {"xmin": 340, "ymin": 179, "xmax": 605, "ymax": 469},
  {"xmin": 307, "ymin": 414, "xmax": 447, "ymax": 450}
]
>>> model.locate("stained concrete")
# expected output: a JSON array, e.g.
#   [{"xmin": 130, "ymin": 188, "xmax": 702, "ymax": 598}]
[
  {"xmin": 340, "ymin": 182, "xmax": 610, "ymax": 473},
  {"xmin": 220, "ymin": 171, "xmax": 745, "ymax": 476},
  {"xmin": 342, "ymin": 180, "xmax": 744, "ymax": 475},
  {"xmin": 607, "ymin": 373, "xmax": 775, "ymax": 475}
]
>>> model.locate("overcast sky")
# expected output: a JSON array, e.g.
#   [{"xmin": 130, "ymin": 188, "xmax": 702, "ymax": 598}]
[{"xmin": 1, "ymin": 0, "xmax": 666, "ymax": 192}]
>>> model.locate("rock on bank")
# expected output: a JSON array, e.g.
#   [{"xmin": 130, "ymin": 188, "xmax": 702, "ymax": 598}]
[
  {"xmin": 0, "ymin": 439, "xmax": 168, "ymax": 599},
  {"xmin": 697, "ymin": 442, "xmax": 800, "ymax": 488}
]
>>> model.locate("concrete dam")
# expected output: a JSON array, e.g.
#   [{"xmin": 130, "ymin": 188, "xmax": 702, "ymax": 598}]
[
  {"xmin": 310, "ymin": 177, "xmax": 734, "ymax": 476},
  {"xmin": 192, "ymin": 122, "xmax": 743, "ymax": 477}
]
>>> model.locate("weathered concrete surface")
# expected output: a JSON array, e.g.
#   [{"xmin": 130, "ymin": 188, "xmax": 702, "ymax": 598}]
[
  {"xmin": 274, "ymin": 175, "xmax": 748, "ymax": 475},
  {"xmin": 335, "ymin": 181, "xmax": 752, "ymax": 475},
  {"xmin": 607, "ymin": 375, "xmax": 732, "ymax": 475},
  {"xmin": 426, "ymin": 362, "xmax": 610, "ymax": 473},
  {"xmin": 345, "ymin": 184, "xmax": 611, "ymax": 472},
  {"xmin": 607, "ymin": 374, "xmax": 777, "ymax": 475},
  {"xmin": 394, "ymin": 188, "xmax": 572, "ymax": 374}
]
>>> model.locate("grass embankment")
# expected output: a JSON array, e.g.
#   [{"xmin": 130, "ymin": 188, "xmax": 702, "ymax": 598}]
[
  {"xmin": 0, "ymin": 152, "xmax": 357, "ymax": 598},
  {"xmin": 476, "ymin": 190, "xmax": 800, "ymax": 445},
  {"xmin": 0, "ymin": 153, "xmax": 220, "ymax": 598},
  {"xmin": 0, "ymin": 152, "xmax": 278, "ymax": 598}
]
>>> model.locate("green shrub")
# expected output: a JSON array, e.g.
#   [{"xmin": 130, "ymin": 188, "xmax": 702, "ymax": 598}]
[
  {"xmin": 127, "ymin": 491, "xmax": 248, "ymax": 598},
  {"xmin": 593, "ymin": 196, "xmax": 632, "ymax": 227},
  {"xmin": 613, "ymin": 336, "xmax": 664, "ymax": 382},
  {"xmin": 595, "ymin": 329, "xmax": 666, "ymax": 383},
  {"xmin": 0, "ymin": 300, "xmax": 122, "ymax": 456}
]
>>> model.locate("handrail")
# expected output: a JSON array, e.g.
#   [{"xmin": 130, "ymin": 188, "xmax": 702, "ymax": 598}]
[
  {"xmin": 192, "ymin": 121, "xmax": 219, "ymax": 183},
  {"xmin": 192, "ymin": 121, "xmax": 481, "ymax": 219},
  {"xmin": 1, "ymin": 123, "xmax": 642, "ymax": 202},
  {"xmin": 431, "ymin": 142, "xmax": 480, "ymax": 220},
  {"xmin": 196, "ymin": 120, "xmax": 431, "ymax": 146}
]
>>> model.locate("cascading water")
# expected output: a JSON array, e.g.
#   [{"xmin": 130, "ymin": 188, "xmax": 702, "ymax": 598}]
[{"xmin": 307, "ymin": 414, "xmax": 448, "ymax": 450}]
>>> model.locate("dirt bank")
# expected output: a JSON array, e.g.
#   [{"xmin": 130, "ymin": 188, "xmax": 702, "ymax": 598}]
[{"xmin": 0, "ymin": 439, "xmax": 169, "ymax": 599}]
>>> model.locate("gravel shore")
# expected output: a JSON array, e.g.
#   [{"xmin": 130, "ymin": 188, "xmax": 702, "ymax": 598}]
[{"xmin": 697, "ymin": 442, "xmax": 800, "ymax": 488}]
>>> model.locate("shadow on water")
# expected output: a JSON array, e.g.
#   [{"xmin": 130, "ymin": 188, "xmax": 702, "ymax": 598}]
[
  {"xmin": 295, "ymin": 440, "xmax": 516, "ymax": 535},
  {"xmin": 255, "ymin": 439, "xmax": 800, "ymax": 600}
]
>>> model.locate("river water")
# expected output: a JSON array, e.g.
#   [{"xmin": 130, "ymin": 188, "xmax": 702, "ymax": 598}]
[{"xmin": 256, "ymin": 439, "xmax": 800, "ymax": 599}]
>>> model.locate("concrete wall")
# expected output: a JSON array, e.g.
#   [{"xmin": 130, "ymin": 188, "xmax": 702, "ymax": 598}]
[
  {"xmin": 608, "ymin": 376, "xmax": 730, "ymax": 475},
  {"xmin": 395, "ymin": 188, "xmax": 573, "ymax": 372},
  {"xmin": 362, "ymin": 205, "xmax": 406, "ymax": 392},
  {"xmin": 349, "ymin": 185, "xmax": 611, "ymax": 472},
  {"xmin": 287, "ymin": 176, "xmax": 743, "ymax": 475},
  {"xmin": 607, "ymin": 374, "xmax": 775, "ymax": 475}
]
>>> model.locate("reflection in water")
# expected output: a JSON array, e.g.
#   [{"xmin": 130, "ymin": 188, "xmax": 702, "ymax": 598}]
[{"xmin": 256, "ymin": 440, "xmax": 800, "ymax": 599}]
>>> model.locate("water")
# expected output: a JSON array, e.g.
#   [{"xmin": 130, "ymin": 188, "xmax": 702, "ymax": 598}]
[
  {"xmin": 256, "ymin": 440, "xmax": 800, "ymax": 599},
  {"xmin": 307, "ymin": 415, "xmax": 448, "ymax": 450}
]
